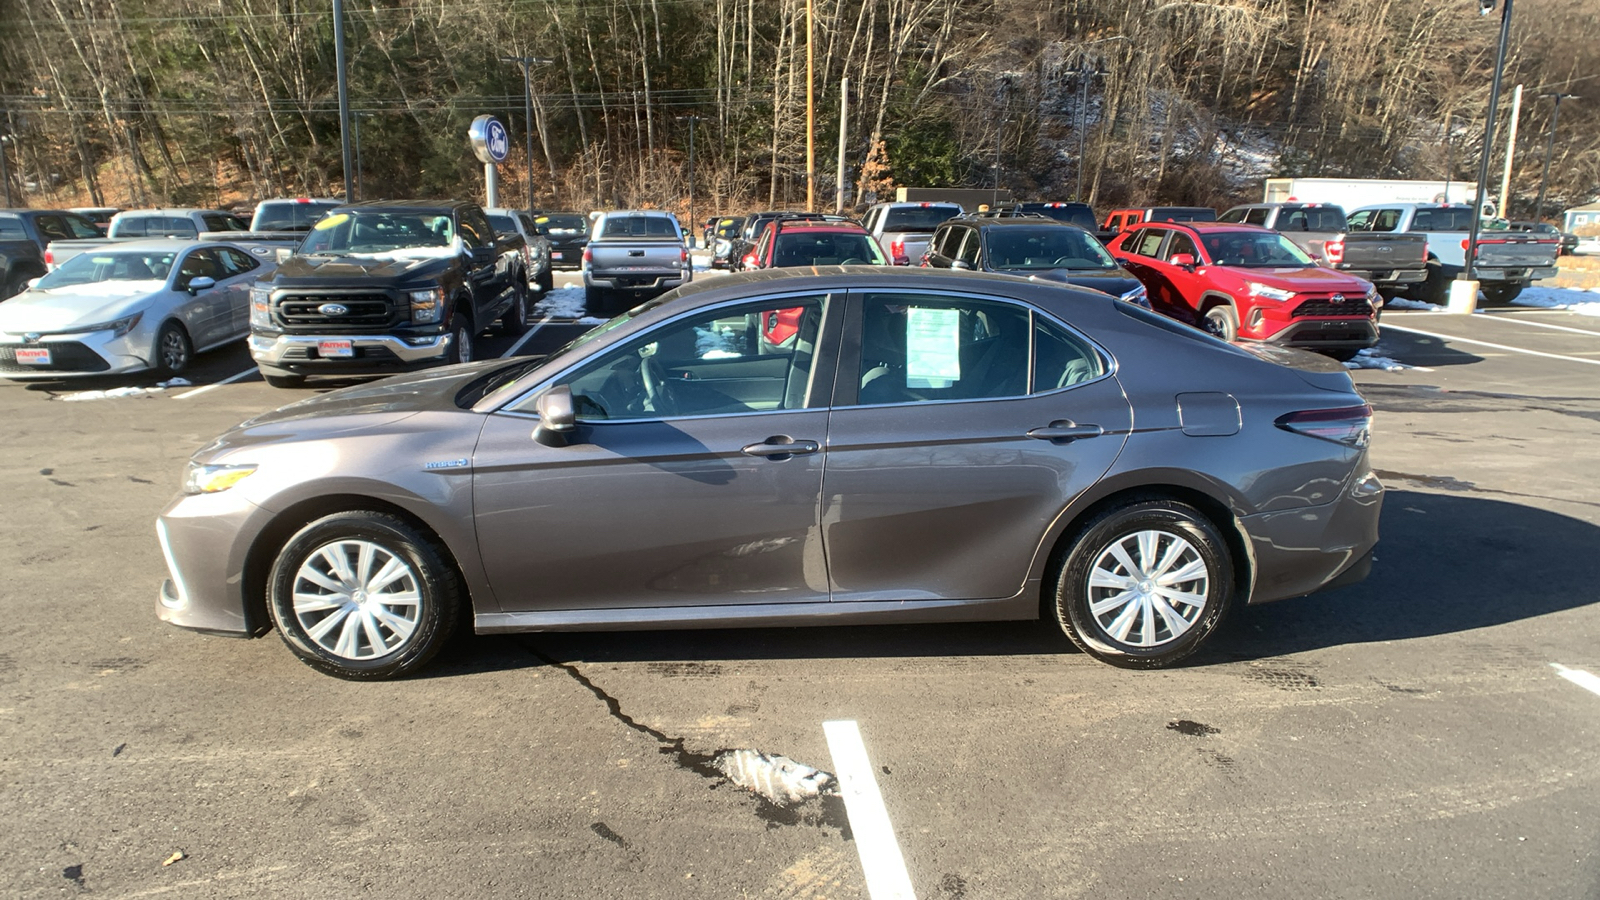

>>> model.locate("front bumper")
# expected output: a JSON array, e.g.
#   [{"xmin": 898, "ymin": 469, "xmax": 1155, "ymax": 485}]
[
  {"xmin": 1472, "ymin": 266, "xmax": 1559, "ymax": 283},
  {"xmin": 249, "ymin": 331, "xmax": 453, "ymax": 373},
  {"xmin": 156, "ymin": 489, "xmax": 276, "ymax": 637},
  {"xmin": 0, "ymin": 330, "xmax": 154, "ymax": 380},
  {"xmin": 1243, "ymin": 469, "xmax": 1383, "ymax": 604},
  {"xmin": 584, "ymin": 271, "xmax": 691, "ymax": 292},
  {"xmin": 1341, "ymin": 267, "xmax": 1427, "ymax": 286},
  {"xmin": 1257, "ymin": 317, "xmax": 1379, "ymax": 352}
]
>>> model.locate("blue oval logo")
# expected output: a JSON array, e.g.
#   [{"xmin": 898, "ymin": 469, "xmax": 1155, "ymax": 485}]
[{"xmin": 319, "ymin": 303, "xmax": 349, "ymax": 316}]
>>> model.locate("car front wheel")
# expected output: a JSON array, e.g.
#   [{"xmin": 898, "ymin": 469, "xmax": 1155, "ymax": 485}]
[
  {"xmin": 267, "ymin": 511, "xmax": 461, "ymax": 679},
  {"xmin": 1053, "ymin": 499, "xmax": 1234, "ymax": 668},
  {"xmin": 154, "ymin": 321, "xmax": 192, "ymax": 376},
  {"xmin": 1202, "ymin": 305, "xmax": 1239, "ymax": 343},
  {"xmin": 447, "ymin": 312, "xmax": 474, "ymax": 364}
]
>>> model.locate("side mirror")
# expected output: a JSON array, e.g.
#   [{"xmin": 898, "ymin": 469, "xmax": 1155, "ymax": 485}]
[
  {"xmin": 533, "ymin": 385, "xmax": 577, "ymax": 446},
  {"xmin": 1169, "ymin": 253, "xmax": 1197, "ymax": 270},
  {"xmin": 950, "ymin": 259, "xmax": 972, "ymax": 271},
  {"xmin": 186, "ymin": 276, "xmax": 217, "ymax": 294}
]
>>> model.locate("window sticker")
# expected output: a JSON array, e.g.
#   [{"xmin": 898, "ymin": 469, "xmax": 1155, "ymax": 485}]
[{"xmin": 905, "ymin": 307, "xmax": 961, "ymax": 388}]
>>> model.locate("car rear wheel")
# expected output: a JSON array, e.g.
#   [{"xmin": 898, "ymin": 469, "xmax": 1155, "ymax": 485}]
[
  {"xmin": 267, "ymin": 511, "xmax": 461, "ymax": 679},
  {"xmin": 154, "ymin": 321, "xmax": 192, "ymax": 376},
  {"xmin": 1482, "ymin": 284, "xmax": 1523, "ymax": 305},
  {"xmin": 1202, "ymin": 305, "xmax": 1239, "ymax": 343},
  {"xmin": 537, "ymin": 267, "xmax": 554, "ymax": 294},
  {"xmin": 500, "ymin": 279, "xmax": 529, "ymax": 336},
  {"xmin": 584, "ymin": 286, "xmax": 611, "ymax": 317},
  {"xmin": 1053, "ymin": 499, "xmax": 1234, "ymax": 669}
]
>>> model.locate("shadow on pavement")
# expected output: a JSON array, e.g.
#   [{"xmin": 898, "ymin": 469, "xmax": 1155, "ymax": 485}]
[{"xmin": 421, "ymin": 487, "xmax": 1600, "ymax": 677}]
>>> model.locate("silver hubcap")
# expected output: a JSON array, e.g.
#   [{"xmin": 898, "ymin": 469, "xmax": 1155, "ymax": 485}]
[
  {"xmin": 1087, "ymin": 529, "xmax": 1209, "ymax": 648},
  {"xmin": 161, "ymin": 331, "xmax": 187, "ymax": 369},
  {"xmin": 456, "ymin": 325, "xmax": 472, "ymax": 363},
  {"xmin": 292, "ymin": 540, "xmax": 422, "ymax": 660}
]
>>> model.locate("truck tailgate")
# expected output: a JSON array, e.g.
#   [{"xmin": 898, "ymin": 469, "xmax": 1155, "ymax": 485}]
[
  {"xmin": 1338, "ymin": 232, "xmax": 1428, "ymax": 271},
  {"xmin": 588, "ymin": 241, "xmax": 684, "ymax": 273},
  {"xmin": 1473, "ymin": 236, "xmax": 1560, "ymax": 269}
]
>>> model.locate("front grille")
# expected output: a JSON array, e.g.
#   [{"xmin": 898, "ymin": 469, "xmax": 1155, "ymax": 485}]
[
  {"xmin": 1292, "ymin": 297, "xmax": 1371, "ymax": 318},
  {"xmin": 276, "ymin": 293, "xmax": 398, "ymax": 328},
  {"xmin": 0, "ymin": 342, "xmax": 111, "ymax": 374}
]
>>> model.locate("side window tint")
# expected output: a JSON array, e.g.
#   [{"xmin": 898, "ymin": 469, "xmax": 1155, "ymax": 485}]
[
  {"xmin": 459, "ymin": 211, "xmax": 490, "ymax": 248},
  {"xmin": 222, "ymin": 248, "xmax": 260, "ymax": 275},
  {"xmin": 1034, "ymin": 316, "xmax": 1106, "ymax": 392},
  {"xmin": 956, "ymin": 230, "xmax": 981, "ymax": 266},
  {"xmin": 1218, "ymin": 209, "xmax": 1247, "ymax": 224},
  {"xmin": 856, "ymin": 294, "xmax": 1029, "ymax": 405},
  {"xmin": 1371, "ymin": 210, "xmax": 1401, "ymax": 232},
  {"xmin": 1244, "ymin": 207, "xmax": 1271, "ymax": 226},
  {"xmin": 64, "ymin": 215, "xmax": 100, "ymax": 238},
  {"xmin": 551, "ymin": 296, "xmax": 828, "ymax": 421},
  {"xmin": 118, "ymin": 218, "xmax": 147, "ymax": 237},
  {"xmin": 34, "ymin": 216, "xmax": 71, "ymax": 242}
]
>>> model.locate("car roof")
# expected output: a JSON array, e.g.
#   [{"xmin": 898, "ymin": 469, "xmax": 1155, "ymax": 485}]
[
  {"xmin": 957, "ymin": 217, "xmax": 1078, "ymax": 229},
  {"xmin": 114, "ymin": 208, "xmax": 233, "ymax": 216},
  {"xmin": 773, "ymin": 221, "xmax": 870, "ymax": 234},
  {"xmin": 332, "ymin": 200, "xmax": 470, "ymax": 213},
  {"xmin": 1134, "ymin": 221, "xmax": 1270, "ymax": 234}
]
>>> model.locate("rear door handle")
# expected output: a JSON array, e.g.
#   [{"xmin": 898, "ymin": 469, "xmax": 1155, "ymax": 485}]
[
  {"xmin": 1027, "ymin": 421, "xmax": 1104, "ymax": 442},
  {"xmin": 741, "ymin": 436, "xmax": 820, "ymax": 459}
]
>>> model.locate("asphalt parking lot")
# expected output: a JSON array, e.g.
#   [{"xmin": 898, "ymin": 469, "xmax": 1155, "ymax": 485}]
[{"xmin": 3, "ymin": 284, "xmax": 1599, "ymax": 899}]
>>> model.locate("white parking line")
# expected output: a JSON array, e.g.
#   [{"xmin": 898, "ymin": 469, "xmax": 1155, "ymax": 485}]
[
  {"xmin": 1380, "ymin": 323, "xmax": 1600, "ymax": 367},
  {"xmin": 823, "ymin": 720, "xmax": 917, "ymax": 900},
  {"xmin": 173, "ymin": 367, "xmax": 259, "ymax": 400},
  {"xmin": 501, "ymin": 314, "xmax": 552, "ymax": 358},
  {"xmin": 1475, "ymin": 313, "xmax": 1600, "ymax": 338},
  {"xmin": 1551, "ymin": 663, "xmax": 1600, "ymax": 698}
]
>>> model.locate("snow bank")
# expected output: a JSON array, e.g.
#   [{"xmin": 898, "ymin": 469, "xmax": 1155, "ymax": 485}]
[
  {"xmin": 1343, "ymin": 346, "xmax": 1432, "ymax": 373},
  {"xmin": 531, "ymin": 286, "xmax": 605, "ymax": 323},
  {"xmin": 1385, "ymin": 297, "xmax": 1442, "ymax": 311},
  {"xmin": 1512, "ymin": 285, "xmax": 1600, "ymax": 318}
]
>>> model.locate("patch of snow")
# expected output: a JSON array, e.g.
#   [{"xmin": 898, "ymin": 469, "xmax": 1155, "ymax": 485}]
[
  {"xmin": 712, "ymin": 749, "xmax": 836, "ymax": 807},
  {"xmin": 58, "ymin": 385, "xmax": 166, "ymax": 401},
  {"xmin": 1385, "ymin": 297, "xmax": 1442, "ymax": 311},
  {"xmin": 532, "ymin": 286, "xmax": 589, "ymax": 320},
  {"xmin": 156, "ymin": 377, "xmax": 191, "ymax": 387},
  {"xmin": 1343, "ymin": 346, "xmax": 1432, "ymax": 373},
  {"xmin": 1512, "ymin": 286, "xmax": 1600, "ymax": 318},
  {"xmin": 345, "ymin": 237, "xmax": 464, "ymax": 262}
]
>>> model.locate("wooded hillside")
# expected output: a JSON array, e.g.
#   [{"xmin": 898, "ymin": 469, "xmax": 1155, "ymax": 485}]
[{"xmin": 1, "ymin": 0, "xmax": 1596, "ymax": 218}]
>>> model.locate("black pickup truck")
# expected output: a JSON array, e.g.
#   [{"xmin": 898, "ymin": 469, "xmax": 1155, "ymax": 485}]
[
  {"xmin": 247, "ymin": 200, "xmax": 527, "ymax": 388},
  {"xmin": 0, "ymin": 209, "xmax": 103, "ymax": 298}
]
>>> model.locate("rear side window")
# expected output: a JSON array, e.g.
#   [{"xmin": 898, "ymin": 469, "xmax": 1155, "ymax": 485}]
[
  {"xmin": 1370, "ymin": 209, "xmax": 1402, "ymax": 232},
  {"xmin": 1409, "ymin": 208, "xmax": 1474, "ymax": 232},
  {"xmin": 1134, "ymin": 229, "xmax": 1167, "ymax": 258},
  {"xmin": 857, "ymin": 294, "xmax": 1030, "ymax": 403},
  {"xmin": 1279, "ymin": 208, "xmax": 1345, "ymax": 231},
  {"xmin": 0, "ymin": 216, "xmax": 25, "ymax": 239},
  {"xmin": 1218, "ymin": 208, "xmax": 1249, "ymax": 224},
  {"xmin": 1034, "ymin": 316, "xmax": 1106, "ymax": 391}
]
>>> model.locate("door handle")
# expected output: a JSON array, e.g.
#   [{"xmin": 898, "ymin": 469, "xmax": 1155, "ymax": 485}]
[
  {"xmin": 1027, "ymin": 421, "xmax": 1104, "ymax": 442},
  {"xmin": 741, "ymin": 436, "xmax": 820, "ymax": 459}
]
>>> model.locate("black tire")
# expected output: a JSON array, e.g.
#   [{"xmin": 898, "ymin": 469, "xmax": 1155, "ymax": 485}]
[
  {"xmin": 1202, "ymin": 305, "xmax": 1239, "ymax": 343},
  {"xmin": 1411, "ymin": 263, "xmax": 1449, "ymax": 305},
  {"xmin": 446, "ymin": 310, "xmax": 474, "ymax": 364},
  {"xmin": 262, "ymin": 371, "xmax": 306, "ymax": 389},
  {"xmin": 267, "ymin": 510, "xmax": 461, "ymax": 679},
  {"xmin": 1052, "ymin": 499, "xmax": 1235, "ymax": 669},
  {"xmin": 536, "ymin": 267, "xmax": 554, "ymax": 294},
  {"xmin": 3, "ymin": 272, "xmax": 32, "ymax": 300},
  {"xmin": 1482, "ymin": 283, "xmax": 1523, "ymax": 305},
  {"xmin": 500, "ymin": 279, "xmax": 529, "ymax": 336},
  {"xmin": 584, "ymin": 285, "xmax": 611, "ymax": 317},
  {"xmin": 154, "ymin": 321, "xmax": 192, "ymax": 376}
]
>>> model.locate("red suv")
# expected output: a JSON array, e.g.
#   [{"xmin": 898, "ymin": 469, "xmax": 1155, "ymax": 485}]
[
  {"xmin": 1108, "ymin": 222, "xmax": 1378, "ymax": 360},
  {"xmin": 744, "ymin": 219, "xmax": 889, "ymax": 269}
]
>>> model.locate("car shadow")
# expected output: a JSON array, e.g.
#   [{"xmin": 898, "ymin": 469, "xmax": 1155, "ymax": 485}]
[
  {"xmin": 1369, "ymin": 324, "xmax": 1485, "ymax": 367},
  {"xmin": 419, "ymin": 488, "xmax": 1600, "ymax": 677}
]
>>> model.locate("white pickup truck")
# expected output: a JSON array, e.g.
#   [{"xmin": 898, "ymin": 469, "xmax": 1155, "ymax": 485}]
[
  {"xmin": 45, "ymin": 208, "xmax": 250, "ymax": 270},
  {"xmin": 1345, "ymin": 203, "xmax": 1559, "ymax": 304},
  {"xmin": 582, "ymin": 210, "xmax": 692, "ymax": 316}
]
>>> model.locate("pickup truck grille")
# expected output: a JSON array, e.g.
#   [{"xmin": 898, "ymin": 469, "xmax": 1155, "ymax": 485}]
[
  {"xmin": 1292, "ymin": 296, "xmax": 1371, "ymax": 318},
  {"xmin": 277, "ymin": 293, "xmax": 397, "ymax": 328}
]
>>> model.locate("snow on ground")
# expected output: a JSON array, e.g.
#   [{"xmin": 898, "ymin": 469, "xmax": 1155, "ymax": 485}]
[
  {"xmin": 1385, "ymin": 297, "xmax": 1442, "ymax": 311},
  {"xmin": 1512, "ymin": 285, "xmax": 1600, "ymax": 317},
  {"xmin": 1343, "ymin": 345, "xmax": 1433, "ymax": 373},
  {"xmin": 531, "ymin": 286, "xmax": 606, "ymax": 324}
]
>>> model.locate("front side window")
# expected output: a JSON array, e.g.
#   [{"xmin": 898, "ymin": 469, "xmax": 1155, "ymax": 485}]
[
  {"xmin": 1164, "ymin": 232, "xmax": 1200, "ymax": 263},
  {"xmin": 856, "ymin": 294, "xmax": 1030, "ymax": 405},
  {"xmin": 1370, "ymin": 210, "xmax": 1402, "ymax": 232},
  {"xmin": 955, "ymin": 229, "xmax": 981, "ymax": 267},
  {"xmin": 459, "ymin": 210, "xmax": 491, "ymax": 248},
  {"xmin": 543, "ymin": 296, "xmax": 828, "ymax": 421},
  {"xmin": 1243, "ymin": 207, "xmax": 1272, "ymax": 226},
  {"xmin": 176, "ymin": 249, "xmax": 224, "ymax": 288}
]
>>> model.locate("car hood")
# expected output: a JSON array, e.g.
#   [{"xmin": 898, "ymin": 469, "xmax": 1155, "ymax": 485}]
[
  {"xmin": 273, "ymin": 253, "xmax": 455, "ymax": 283},
  {"xmin": 0, "ymin": 281, "xmax": 163, "ymax": 333},
  {"xmin": 241, "ymin": 361, "xmax": 505, "ymax": 428},
  {"xmin": 1214, "ymin": 265, "xmax": 1370, "ymax": 293},
  {"xmin": 1013, "ymin": 268, "xmax": 1141, "ymax": 295}
]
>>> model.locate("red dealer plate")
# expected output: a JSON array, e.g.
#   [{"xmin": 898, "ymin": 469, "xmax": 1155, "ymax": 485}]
[
  {"xmin": 15, "ymin": 347, "xmax": 51, "ymax": 365},
  {"xmin": 318, "ymin": 340, "xmax": 353, "ymax": 359}
]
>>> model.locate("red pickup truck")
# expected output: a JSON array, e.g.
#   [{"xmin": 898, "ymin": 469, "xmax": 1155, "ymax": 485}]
[{"xmin": 1108, "ymin": 221, "xmax": 1379, "ymax": 361}]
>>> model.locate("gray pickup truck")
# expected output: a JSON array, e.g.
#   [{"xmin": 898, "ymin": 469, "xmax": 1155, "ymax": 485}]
[
  {"xmin": 1220, "ymin": 202, "xmax": 1429, "ymax": 299},
  {"xmin": 861, "ymin": 201, "xmax": 964, "ymax": 265},
  {"xmin": 582, "ymin": 210, "xmax": 692, "ymax": 316},
  {"xmin": 1345, "ymin": 203, "xmax": 1559, "ymax": 304},
  {"xmin": 45, "ymin": 208, "xmax": 250, "ymax": 271}
]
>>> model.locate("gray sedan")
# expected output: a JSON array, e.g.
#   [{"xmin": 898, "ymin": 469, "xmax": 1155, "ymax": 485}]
[{"xmin": 157, "ymin": 267, "xmax": 1382, "ymax": 679}]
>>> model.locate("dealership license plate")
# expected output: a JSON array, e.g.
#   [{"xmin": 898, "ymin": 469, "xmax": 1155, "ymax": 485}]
[
  {"xmin": 552, "ymin": 251, "xmax": 566, "ymax": 259},
  {"xmin": 14, "ymin": 347, "xmax": 51, "ymax": 365},
  {"xmin": 318, "ymin": 340, "xmax": 353, "ymax": 359}
]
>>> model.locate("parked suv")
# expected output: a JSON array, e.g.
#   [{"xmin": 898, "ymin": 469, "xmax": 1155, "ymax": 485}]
[
  {"xmin": 1101, "ymin": 207, "xmax": 1216, "ymax": 237},
  {"xmin": 986, "ymin": 201, "xmax": 1098, "ymax": 230},
  {"xmin": 532, "ymin": 212, "xmax": 590, "ymax": 270},
  {"xmin": 485, "ymin": 207, "xmax": 554, "ymax": 294},
  {"xmin": 1109, "ymin": 221, "xmax": 1378, "ymax": 360},
  {"xmin": 746, "ymin": 219, "xmax": 888, "ymax": 268},
  {"xmin": 1220, "ymin": 202, "xmax": 1428, "ymax": 299},
  {"xmin": 922, "ymin": 217, "xmax": 1148, "ymax": 307}
]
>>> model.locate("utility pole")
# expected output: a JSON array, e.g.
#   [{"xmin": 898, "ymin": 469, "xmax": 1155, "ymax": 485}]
[
  {"xmin": 1498, "ymin": 84, "xmax": 1522, "ymax": 219},
  {"xmin": 676, "ymin": 115, "xmax": 700, "ymax": 247},
  {"xmin": 1534, "ymin": 91, "xmax": 1577, "ymax": 222},
  {"xmin": 333, "ymin": 0, "xmax": 354, "ymax": 202},
  {"xmin": 836, "ymin": 77, "xmax": 849, "ymax": 214},
  {"xmin": 1075, "ymin": 63, "xmax": 1091, "ymax": 201},
  {"xmin": 805, "ymin": 0, "xmax": 815, "ymax": 212},
  {"xmin": 501, "ymin": 56, "xmax": 555, "ymax": 217},
  {"xmin": 0, "ymin": 134, "xmax": 12, "ymax": 208},
  {"xmin": 1461, "ymin": 0, "xmax": 1512, "ymax": 295}
]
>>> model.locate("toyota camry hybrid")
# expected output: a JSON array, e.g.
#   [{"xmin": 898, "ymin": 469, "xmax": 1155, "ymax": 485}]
[{"xmin": 156, "ymin": 267, "xmax": 1382, "ymax": 679}]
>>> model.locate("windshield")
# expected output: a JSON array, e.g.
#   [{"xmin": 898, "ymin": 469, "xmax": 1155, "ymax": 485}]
[
  {"xmin": 535, "ymin": 214, "xmax": 588, "ymax": 235},
  {"xmin": 716, "ymin": 218, "xmax": 745, "ymax": 238},
  {"xmin": 36, "ymin": 250, "xmax": 176, "ymax": 289},
  {"xmin": 254, "ymin": 202, "xmax": 337, "ymax": 232},
  {"xmin": 883, "ymin": 206, "xmax": 962, "ymax": 232},
  {"xmin": 772, "ymin": 232, "xmax": 886, "ymax": 266},
  {"xmin": 601, "ymin": 216, "xmax": 678, "ymax": 238},
  {"xmin": 985, "ymin": 228, "xmax": 1116, "ymax": 271},
  {"xmin": 298, "ymin": 211, "xmax": 458, "ymax": 257},
  {"xmin": 1200, "ymin": 231, "xmax": 1316, "ymax": 268}
]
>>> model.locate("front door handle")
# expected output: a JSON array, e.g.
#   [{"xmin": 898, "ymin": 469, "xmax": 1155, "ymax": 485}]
[
  {"xmin": 741, "ymin": 436, "xmax": 820, "ymax": 459},
  {"xmin": 1027, "ymin": 421, "xmax": 1104, "ymax": 442}
]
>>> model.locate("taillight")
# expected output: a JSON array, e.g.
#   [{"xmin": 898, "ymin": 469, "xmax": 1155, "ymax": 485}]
[
  {"xmin": 44, "ymin": 250, "xmax": 53, "ymax": 265},
  {"xmin": 890, "ymin": 239, "xmax": 906, "ymax": 264},
  {"xmin": 582, "ymin": 246, "xmax": 592, "ymax": 265},
  {"xmin": 1275, "ymin": 404, "xmax": 1372, "ymax": 449},
  {"xmin": 1324, "ymin": 239, "xmax": 1344, "ymax": 265},
  {"xmin": 680, "ymin": 247, "xmax": 690, "ymax": 265},
  {"xmin": 743, "ymin": 253, "xmax": 757, "ymax": 267}
]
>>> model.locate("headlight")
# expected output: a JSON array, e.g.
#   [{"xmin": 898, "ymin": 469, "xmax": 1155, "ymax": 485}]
[
  {"xmin": 1364, "ymin": 284, "xmax": 1380, "ymax": 306},
  {"xmin": 250, "ymin": 286, "xmax": 272, "ymax": 328},
  {"xmin": 1119, "ymin": 283, "xmax": 1150, "ymax": 308},
  {"xmin": 1247, "ymin": 282, "xmax": 1296, "ymax": 302},
  {"xmin": 77, "ymin": 312, "xmax": 144, "ymax": 337},
  {"xmin": 409, "ymin": 288, "xmax": 444, "ymax": 324},
  {"xmin": 183, "ymin": 462, "xmax": 257, "ymax": 495}
]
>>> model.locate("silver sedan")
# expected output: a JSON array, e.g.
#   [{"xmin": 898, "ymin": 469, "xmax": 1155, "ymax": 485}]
[
  {"xmin": 157, "ymin": 267, "xmax": 1382, "ymax": 678},
  {"xmin": 0, "ymin": 239, "xmax": 277, "ymax": 379}
]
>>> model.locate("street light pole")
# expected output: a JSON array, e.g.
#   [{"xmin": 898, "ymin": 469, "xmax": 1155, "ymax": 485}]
[
  {"xmin": 1075, "ymin": 63, "xmax": 1091, "ymax": 201},
  {"xmin": 501, "ymin": 56, "xmax": 554, "ymax": 218},
  {"xmin": 1534, "ymin": 91, "xmax": 1577, "ymax": 222},
  {"xmin": 333, "ymin": 0, "xmax": 354, "ymax": 202},
  {"xmin": 675, "ymin": 115, "xmax": 700, "ymax": 247},
  {"xmin": 0, "ymin": 135, "xmax": 12, "ymax": 208},
  {"xmin": 1463, "ymin": 0, "xmax": 1513, "ymax": 287}
]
